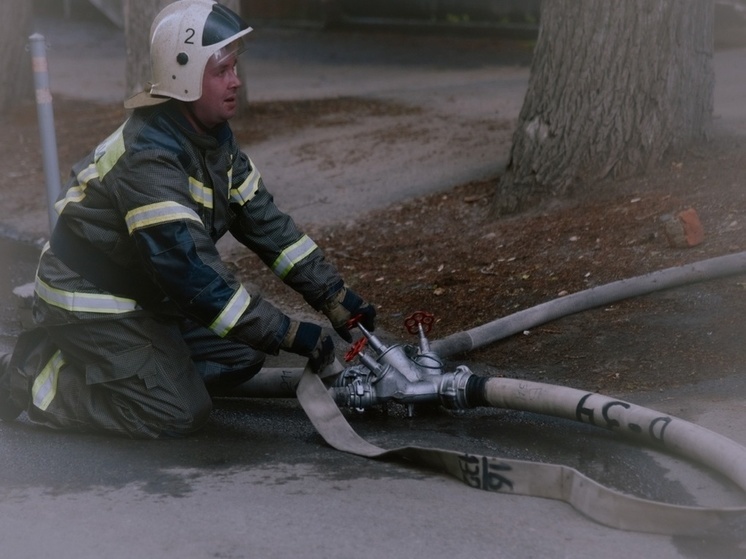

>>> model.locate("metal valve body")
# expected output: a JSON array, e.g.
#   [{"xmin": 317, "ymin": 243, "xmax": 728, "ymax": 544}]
[{"xmin": 330, "ymin": 320, "xmax": 474, "ymax": 412}]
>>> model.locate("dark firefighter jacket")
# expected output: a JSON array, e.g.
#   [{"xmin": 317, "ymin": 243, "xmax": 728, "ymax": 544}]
[{"xmin": 33, "ymin": 101, "xmax": 342, "ymax": 355}]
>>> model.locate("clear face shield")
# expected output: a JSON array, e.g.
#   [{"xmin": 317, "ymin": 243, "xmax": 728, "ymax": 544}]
[{"xmin": 211, "ymin": 38, "xmax": 249, "ymax": 69}]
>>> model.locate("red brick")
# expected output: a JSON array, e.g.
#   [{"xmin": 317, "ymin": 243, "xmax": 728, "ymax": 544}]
[{"xmin": 664, "ymin": 208, "xmax": 704, "ymax": 248}]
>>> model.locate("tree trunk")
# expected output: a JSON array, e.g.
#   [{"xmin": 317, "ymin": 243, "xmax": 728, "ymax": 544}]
[
  {"xmin": 493, "ymin": 0, "xmax": 714, "ymax": 216},
  {"xmin": 124, "ymin": 0, "xmax": 174, "ymax": 100},
  {"xmin": 0, "ymin": 0, "xmax": 34, "ymax": 113},
  {"xmin": 124, "ymin": 0, "xmax": 248, "ymax": 113}
]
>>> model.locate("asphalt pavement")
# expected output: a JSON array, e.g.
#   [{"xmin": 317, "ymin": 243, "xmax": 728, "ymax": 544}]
[{"xmin": 2, "ymin": 11, "xmax": 746, "ymax": 559}]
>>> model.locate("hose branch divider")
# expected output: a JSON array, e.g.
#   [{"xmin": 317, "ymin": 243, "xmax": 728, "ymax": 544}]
[{"xmin": 230, "ymin": 252, "xmax": 746, "ymax": 535}]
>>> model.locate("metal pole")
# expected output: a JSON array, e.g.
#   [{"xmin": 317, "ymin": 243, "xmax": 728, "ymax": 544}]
[{"xmin": 29, "ymin": 33, "xmax": 62, "ymax": 232}]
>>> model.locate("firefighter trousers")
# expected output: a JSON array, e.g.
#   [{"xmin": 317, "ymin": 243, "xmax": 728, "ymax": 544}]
[{"xmin": 7, "ymin": 313, "xmax": 265, "ymax": 438}]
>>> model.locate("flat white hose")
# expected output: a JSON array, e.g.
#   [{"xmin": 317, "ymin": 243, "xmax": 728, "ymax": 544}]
[
  {"xmin": 296, "ymin": 369, "xmax": 746, "ymax": 536},
  {"xmin": 228, "ymin": 356, "xmax": 746, "ymax": 533},
  {"xmin": 478, "ymin": 376, "xmax": 746, "ymax": 533}
]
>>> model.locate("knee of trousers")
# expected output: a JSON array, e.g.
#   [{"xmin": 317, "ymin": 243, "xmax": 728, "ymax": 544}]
[{"xmin": 155, "ymin": 391, "xmax": 213, "ymax": 438}]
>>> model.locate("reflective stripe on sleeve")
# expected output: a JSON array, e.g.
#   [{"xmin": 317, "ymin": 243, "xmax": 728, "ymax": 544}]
[
  {"xmin": 94, "ymin": 123, "xmax": 126, "ymax": 180},
  {"xmin": 125, "ymin": 201, "xmax": 202, "ymax": 234},
  {"xmin": 271, "ymin": 235, "xmax": 318, "ymax": 279},
  {"xmin": 77, "ymin": 164, "xmax": 100, "ymax": 185},
  {"xmin": 229, "ymin": 159, "xmax": 261, "ymax": 206},
  {"xmin": 189, "ymin": 176, "xmax": 213, "ymax": 210},
  {"xmin": 35, "ymin": 277, "xmax": 139, "ymax": 314},
  {"xmin": 32, "ymin": 350, "xmax": 65, "ymax": 411},
  {"xmin": 54, "ymin": 123, "xmax": 126, "ymax": 216},
  {"xmin": 209, "ymin": 285, "xmax": 252, "ymax": 337},
  {"xmin": 55, "ymin": 163, "xmax": 98, "ymax": 214}
]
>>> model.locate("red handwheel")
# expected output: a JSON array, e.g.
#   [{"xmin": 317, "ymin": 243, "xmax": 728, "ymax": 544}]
[
  {"xmin": 344, "ymin": 336, "xmax": 368, "ymax": 362},
  {"xmin": 345, "ymin": 313, "xmax": 363, "ymax": 331},
  {"xmin": 404, "ymin": 311, "xmax": 435, "ymax": 335}
]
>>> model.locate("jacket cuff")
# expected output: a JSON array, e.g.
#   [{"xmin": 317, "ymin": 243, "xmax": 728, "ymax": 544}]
[
  {"xmin": 309, "ymin": 279, "xmax": 345, "ymax": 311},
  {"xmin": 270, "ymin": 314, "xmax": 292, "ymax": 355}
]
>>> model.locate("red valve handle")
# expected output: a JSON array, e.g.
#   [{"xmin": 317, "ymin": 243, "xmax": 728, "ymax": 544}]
[
  {"xmin": 344, "ymin": 336, "xmax": 368, "ymax": 362},
  {"xmin": 345, "ymin": 313, "xmax": 363, "ymax": 331},
  {"xmin": 404, "ymin": 310, "xmax": 435, "ymax": 335}
]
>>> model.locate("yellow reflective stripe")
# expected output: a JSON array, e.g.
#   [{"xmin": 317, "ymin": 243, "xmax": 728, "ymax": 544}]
[
  {"xmin": 32, "ymin": 350, "xmax": 65, "ymax": 411},
  {"xmin": 94, "ymin": 122, "xmax": 127, "ymax": 180},
  {"xmin": 77, "ymin": 164, "xmax": 99, "ymax": 185},
  {"xmin": 35, "ymin": 277, "xmax": 139, "ymax": 314},
  {"xmin": 55, "ymin": 186, "xmax": 85, "ymax": 215},
  {"xmin": 55, "ymin": 164, "xmax": 98, "ymax": 214},
  {"xmin": 189, "ymin": 176, "xmax": 213, "ymax": 209},
  {"xmin": 271, "ymin": 235, "xmax": 317, "ymax": 279},
  {"xmin": 229, "ymin": 159, "xmax": 261, "ymax": 205},
  {"xmin": 56, "ymin": 122, "xmax": 125, "ymax": 215},
  {"xmin": 209, "ymin": 286, "xmax": 251, "ymax": 337},
  {"xmin": 125, "ymin": 201, "xmax": 202, "ymax": 234}
]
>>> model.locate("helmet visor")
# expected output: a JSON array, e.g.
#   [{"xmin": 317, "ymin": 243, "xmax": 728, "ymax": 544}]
[{"xmin": 212, "ymin": 38, "xmax": 249, "ymax": 67}]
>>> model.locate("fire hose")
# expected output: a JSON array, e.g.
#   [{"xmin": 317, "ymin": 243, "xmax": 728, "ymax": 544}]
[
  {"xmin": 297, "ymin": 367, "xmax": 746, "ymax": 537},
  {"xmin": 230, "ymin": 251, "xmax": 746, "ymax": 536},
  {"xmin": 27, "ymin": 26, "xmax": 746, "ymax": 535}
]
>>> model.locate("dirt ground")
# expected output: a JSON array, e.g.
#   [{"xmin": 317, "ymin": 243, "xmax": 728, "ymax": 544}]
[
  {"xmin": 2, "ymin": 93, "xmax": 745, "ymax": 398},
  {"xmin": 250, "ymin": 117, "xmax": 746, "ymax": 396},
  {"xmin": 2, "ymin": 17, "xmax": 746, "ymax": 398}
]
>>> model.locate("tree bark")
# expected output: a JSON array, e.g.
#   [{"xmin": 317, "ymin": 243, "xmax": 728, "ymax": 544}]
[
  {"xmin": 123, "ymin": 0, "xmax": 174, "ymax": 100},
  {"xmin": 493, "ymin": 0, "xmax": 714, "ymax": 217},
  {"xmin": 0, "ymin": 0, "xmax": 34, "ymax": 113}
]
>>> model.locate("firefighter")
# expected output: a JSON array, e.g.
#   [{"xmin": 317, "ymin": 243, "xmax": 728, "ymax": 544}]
[{"xmin": 0, "ymin": 0, "xmax": 375, "ymax": 438}]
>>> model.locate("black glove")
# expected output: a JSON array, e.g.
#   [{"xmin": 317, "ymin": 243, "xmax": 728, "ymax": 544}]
[
  {"xmin": 321, "ymin": 285, "xmax": 376, "ymax": 343},
  {"xmin": 280, "ymin": 320, "xmax": 335, "ymax": 375}
]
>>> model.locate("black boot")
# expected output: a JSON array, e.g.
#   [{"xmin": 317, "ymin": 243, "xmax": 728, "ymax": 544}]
[{"xmin": 0, "ymin": 353, "xmax": 22, "ymax": 421}]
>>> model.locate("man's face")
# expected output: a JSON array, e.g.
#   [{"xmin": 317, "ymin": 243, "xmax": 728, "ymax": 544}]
[{"xmin": 190, "ymin": 49, "xmax": 242, "ymax": 130}]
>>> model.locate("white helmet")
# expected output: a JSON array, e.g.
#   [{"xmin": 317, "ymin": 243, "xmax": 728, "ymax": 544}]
[{"xmin": 125, "ymin": 0, "xmax": 252, "ymax": 109}]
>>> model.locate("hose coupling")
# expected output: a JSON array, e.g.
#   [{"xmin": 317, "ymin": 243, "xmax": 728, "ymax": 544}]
[{"xmin": 438, "ymin": 366, "xmax": 474, "ymax": 410}]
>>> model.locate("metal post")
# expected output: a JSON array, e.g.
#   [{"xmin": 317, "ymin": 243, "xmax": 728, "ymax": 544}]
[{"xmin": 29, "ymin": 33, "xmax": 61, "ymax": 232}]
